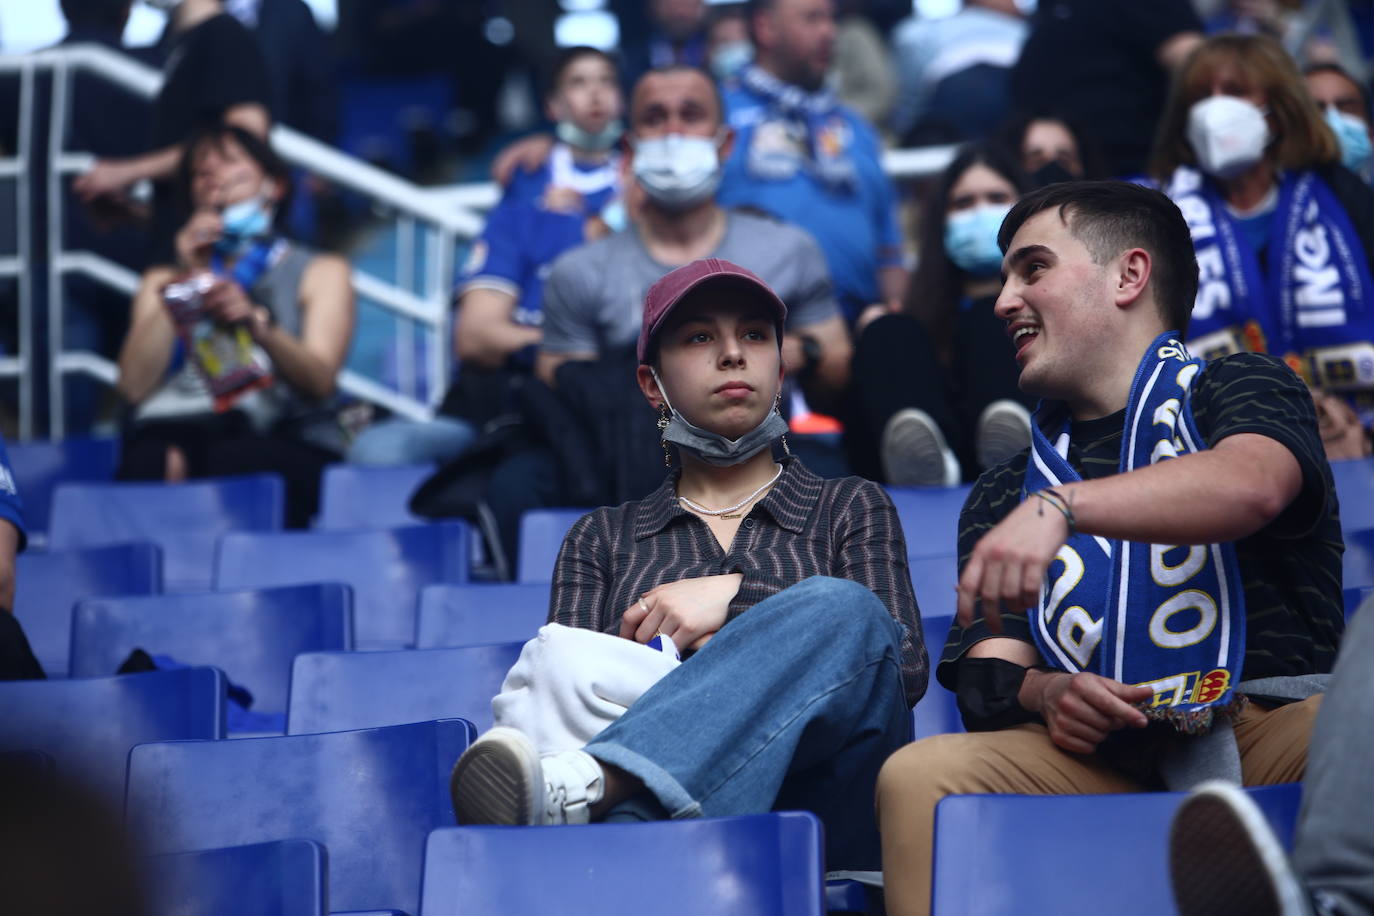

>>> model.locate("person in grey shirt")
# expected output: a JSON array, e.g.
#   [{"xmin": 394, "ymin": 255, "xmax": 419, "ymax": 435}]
[{"xmin": 536, "ymin": 64, "xmax": 852, "ymax": 414}]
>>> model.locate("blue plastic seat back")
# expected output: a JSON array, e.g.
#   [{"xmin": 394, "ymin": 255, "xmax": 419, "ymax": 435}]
[
  {"xmin": 1347, "ymin": 585, "xmax": 1373, "ymax": 620},
  {"xmin": 1345, "ymin": 527, "xmax": 1374, "ymax": 590},
  {"xmin": 1332, "ymin": 457, "xmax": 1374, "ymax": 533},
  {"xmin": 910, "ymin": 554, "xmax": 957, "ymax": 621},
  {"xmin": 13, "ymin": 542, "xmax": 162, "ymax": 677},
  {"xmin": 414, "ymin": 583, "xmax": 551, "ymax": 648},
  {"xmin": 71, "ymin": 584, "xmax": 354, "ymax": 713},
  {"xmin": 0, "ymin": 667, "xmax": 224, "ymax": 804},
  {"xmin": 913, "ymin": 614, "xmax": 963, "ymax": 739},
  {"xmin": 517, "ymin": 509, "xmax": 584, "ymax": 584},
  {"xmin": 8, "ymin": 437, "xmax": 121, "ymax": 538},
  {"xmin": 215, "ymin": 522, "xmax": 469, "ymax": 649},
  {"xmin": 144, "ymin": 839, "xmax": 327, "ymax": 916},
  {"xmin": 316, "ymin": 462, "xmax": 433, "ymax": 530},
  {"xmin": 287, "ymin": 642, "xmax": 522, "ymax": 736},
  {"xmin": 49, "ymin": 475, "xmax": 284, "ymax": 591},
  {"xmin": 931, "ymin": 783, "xmax": 1302, "ymax": 916},
  {"xmin": 126, "ymin": 718, "xmax": 475, "ymax": 915},
  {"xmin": 885, "ymin": 486, "xmax": 971, "ymax": 561},
  {"xmin": 419, "ymin": 813, "xmax": 827, "ymax": 916}
]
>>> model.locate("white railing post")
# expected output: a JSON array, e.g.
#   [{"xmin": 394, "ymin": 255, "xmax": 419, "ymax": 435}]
[{"xmin": 46, "ymin": 58, "xmax": 70, "ymax": 440}]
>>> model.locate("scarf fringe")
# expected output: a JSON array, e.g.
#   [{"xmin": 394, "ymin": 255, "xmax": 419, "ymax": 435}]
[{"xmin": 1141, "ymin": 691, "xmax": 1249, "ymax": 735}]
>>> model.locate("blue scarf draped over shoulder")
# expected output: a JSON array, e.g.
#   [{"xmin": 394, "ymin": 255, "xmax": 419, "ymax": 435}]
[
  {"xmin": 1166, "ymin": 165, "xmax": 1374, "ymax": 420},
  {"xmin": 1024, "ymin": 333, "xmax": 1247, "ymax": 734}
]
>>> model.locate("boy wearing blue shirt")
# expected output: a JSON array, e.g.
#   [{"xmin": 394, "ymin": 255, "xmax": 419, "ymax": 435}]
[
  {"xmin": 718, "ymin": 0, "xmax": 906, "ymax": 322},
  {"xmin": 0, "ymin": 433, "xmax": 37, "ymax": 679}
]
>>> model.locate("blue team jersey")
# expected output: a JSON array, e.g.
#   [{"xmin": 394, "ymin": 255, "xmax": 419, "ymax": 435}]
[
  {"xmin": 458, "ymin": 199, "xmax": 589, "ymax": 365},
  {"xmin": 718, "ymin": 82, "xmax": 903, "ymax": 316},
  {"xmin": 502, "ymin": 142, "xmax": 621, "ymax": 217},
  {"xmin": 0, "ymin": 435, "xmax": 27, "ymax": 552}
]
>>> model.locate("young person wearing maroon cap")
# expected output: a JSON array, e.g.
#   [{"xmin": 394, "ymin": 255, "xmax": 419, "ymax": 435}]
[{"xmin": 450, "ymin": 258, "xmax": 927, "ymax": 869}]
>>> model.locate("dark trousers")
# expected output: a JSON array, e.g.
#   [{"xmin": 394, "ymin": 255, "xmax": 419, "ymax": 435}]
[
  {"xmin": 846, "ymin": 304, "xmax": 1031, "ymax": 482},
  {"xmin": 118, "ymin": 412, "xmax": 337, "ymax": 528},
  {"xmin": 0, "ymin": 611, "xmax": 45, "ymax": 680},
  {"xmin": 480, "ymin": 443, "xmax": 567, "ymax": 581}
]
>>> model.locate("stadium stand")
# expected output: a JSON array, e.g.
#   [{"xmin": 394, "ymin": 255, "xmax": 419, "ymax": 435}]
[
  {"xmin": 414, "ymin": 582, "xmax": 550, "ymax": 648},
  {"xmin": 314, "ymin": 461, "xmax": 433, "ymax": 531},
  {"xmin": 143, "ymin": 839, "xmax": 327, "ymax": 916}
]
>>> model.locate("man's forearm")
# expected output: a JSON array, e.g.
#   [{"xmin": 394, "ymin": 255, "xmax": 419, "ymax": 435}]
[
  {"xmin": 457, "ymin": 324, "xmax": 543, "ymax": 370},
  {"xmin": 124, "ymin": 144, "xmax": 184, "ymax": 185},
  {"xmin": 0, "ymin": 520, "xmax": 18, "ymax": 612},
  {"xmin": 1052, "ymin": 433, "xmax": 1302, "ymax": 546}
]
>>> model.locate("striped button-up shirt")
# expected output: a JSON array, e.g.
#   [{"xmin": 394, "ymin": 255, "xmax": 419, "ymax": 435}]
[{"xmin": 549, "ymin": 458, "xmax": 928, "ymax": 706}]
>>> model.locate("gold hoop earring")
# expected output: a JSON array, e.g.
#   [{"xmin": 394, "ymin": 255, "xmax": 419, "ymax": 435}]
[{"xmin": 657, "ymin": 402, "xmax": 673, "ymax": 467}]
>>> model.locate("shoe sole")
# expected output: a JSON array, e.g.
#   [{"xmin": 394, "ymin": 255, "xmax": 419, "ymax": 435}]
[
  {"xmin": 450, "ymin": 727, "xmax": 542, "ymax": 826},
  {"xmin": 882, "ymin": 408, "xmax": 952, "ymax": 487},
  {"xmin": 1170, "ymin": 782, "xmax": 1299, "ymax": 916},
  {"xmin": 976, "ymin": 401, "xmax": 1031, "ymax": 470}
]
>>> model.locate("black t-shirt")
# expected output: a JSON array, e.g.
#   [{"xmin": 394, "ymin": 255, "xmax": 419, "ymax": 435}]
[
  {"xmin": 937, "ymin": 352, "xmax": 1346, "ymax": 693},
  {"xmin": 1010, "ymin": 0, "xmax": 1202, "ymax": 177},
  {"xmin": 152, "ymin": 12, "xmax": 270, "ymax": 147}
]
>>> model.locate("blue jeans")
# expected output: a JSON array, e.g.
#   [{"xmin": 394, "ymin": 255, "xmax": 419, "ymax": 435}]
[
  {"xmin": 586, "ymin": 576, "xmax": 910, "ymax": 869},
  {"xmin": 346, "ymin": 416, "xmax": 477, "ymax": 466}
]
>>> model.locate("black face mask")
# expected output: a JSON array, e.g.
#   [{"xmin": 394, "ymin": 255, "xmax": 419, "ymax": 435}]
[{"xmin": 1031, "ymin": 161, "xmax": 1077, "ymax": 189}]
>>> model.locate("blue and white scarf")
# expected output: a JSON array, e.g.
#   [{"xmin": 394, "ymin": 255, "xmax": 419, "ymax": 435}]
[
  {"xmin": 1166, "ymin": 166, "xmax": 1374, "ymax": 417},
  {"xmin": 739, "ymin": 65, "xmax": 857, "ymax": 192},
  {"xmin": 1025, "ymin": 333, "xmax": 1247, "ymax": 733}
]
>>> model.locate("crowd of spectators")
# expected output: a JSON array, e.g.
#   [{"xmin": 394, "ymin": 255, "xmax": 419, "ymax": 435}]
[{"xmin": 4, "ymin": 1, "xmax": 1374, "ymax": 912}]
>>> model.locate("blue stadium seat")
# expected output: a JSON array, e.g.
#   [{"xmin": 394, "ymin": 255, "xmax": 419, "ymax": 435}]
[
  {"xmin": 1332, "ymin": 457, "xmax": 1374, "ymax": 532},
  {"xmin": 7, "ymin": 436, "xmax": 119, "ymax": 538},
  {"xmin": 287, "ymin": 642, "xmax": 522, "ymax": 736},
  {"xmin": 126, "ymin": 718, "xmax": 475, "ymax": 916},
  {"xmin": 885, "ymin": 486, "xmax": 971, "ymax": 561},
  {"xmin": 1347, "ymin": 586, "xmax": 1373, "ymax": 619},
  {"xmin": 1345, "ymin": 527, "xmax": 1374, "ymax": 590},
  {"xmin": 914, "ymin": 614, "xmax": 963, "ymax": 740},
  {"xmin": 517, "ymin": 509, "xmax": 584, "ymax": 584},
  {"xmin": 49, "ymin": 475, "xmax": 284, "ymax": 591},
  {"xmin": 0, "ymin": 667, "xmax": 224, "ymax": 803},
  {"xmin": 418, "ymin": 813, "xmax": 826, "ymax": 916},
  {"xmin": 70, "ymin": 584, "xmax": 353, "ymax": 718},
  {"xmin": 13, "ymin": 542, "xmax": 162, "ymax": 677},
  {"xmin": 144, "ymin": 839, "xmax": 327, "ymax": 916},
  {"xmin": 315, "ymin": 462, "xmax": 433, "ymax": 530},
  {"xmin": 910, "ymin": 554, "xmax": 957, "ymax": 620},
  {"xmin": 215, "ymin": 522, "xmax": 469, "ymax": 649},
  {"xmin": 930, "ymin": 783, "xmax": 1302, "ymax": 916},
  {"xmin": 414, "ymin": 583, "xmax": 550, "ymax": 648}
]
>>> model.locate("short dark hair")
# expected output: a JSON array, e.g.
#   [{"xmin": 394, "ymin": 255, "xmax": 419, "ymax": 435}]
[
  {"xmin": 177, "ymin": 124, "xmax": 294, "ymax": 235},
  {"xmin": 60, "ymin": 0, "xmax": 130, "ymax": 30},
  {"xmin": 547, "ymin": 46, "xmax": 619, "ymax": 100},
  {"xmin": 630, "ymin": 64, "xmax": 726, "ymax": 129},
  {"xmin": 1304, "ymin": 61, "xmax": 1373, "ymax": 117},
  {"xmin": 997, "ymin": 180, "xmax": 1199, "ymax": 338}
]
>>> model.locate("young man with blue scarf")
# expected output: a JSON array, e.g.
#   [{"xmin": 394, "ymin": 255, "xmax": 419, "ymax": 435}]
[{"xmin": 875, "ymin": 181, "xmax": 1345, "ymax": 916}]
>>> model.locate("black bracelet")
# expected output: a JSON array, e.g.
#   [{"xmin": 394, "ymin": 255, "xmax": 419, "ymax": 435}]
[{"xmin": 1033, "ymin": 487, "xmax": 1077, "ymax": 536}]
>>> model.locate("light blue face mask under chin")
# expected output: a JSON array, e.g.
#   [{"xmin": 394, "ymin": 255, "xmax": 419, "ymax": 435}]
[
  {"xmin": 1325, "ymin": 106, "xmax": 1373, "ymax": 176},
  {"xmin": 944, "ymin": 203, "xmax": 1012, "ymax": 276},
  {"xmin": 215, "ymin": 195, "xmax": 274, "ymax": 256},
  {"xmin": 650, "ymin": 368, "xmax": 789, "ymax": 467},
  {"xmin": 556, "ymin": 118, "xmax": 624, "ymax": 152}
]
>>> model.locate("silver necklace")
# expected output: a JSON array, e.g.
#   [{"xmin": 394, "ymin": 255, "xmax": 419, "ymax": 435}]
[{"xmin": 679, "ymin": 464, "xmax": 783, "ymax": 519}]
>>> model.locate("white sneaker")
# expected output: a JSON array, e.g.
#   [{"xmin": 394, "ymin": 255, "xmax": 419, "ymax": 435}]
[
  {"xmin": 881, "ymin": 408, "xmax": 960, "ymax": 488},
  {"xmin": 1170, "ymin": 781, "xmax": 1314, "ymax": 916},
  {"xmin": 975, "ymin": 400, "xmax": 1032, "ymax": 470},
  {"xmin": 450, "ymin": 726, "xmax": 605, "ymax": 826}
]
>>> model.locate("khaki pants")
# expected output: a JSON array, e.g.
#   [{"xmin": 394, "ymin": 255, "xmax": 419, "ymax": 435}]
[{"xmin": 876, "ymin": 696, "xmax": 1322, "ymax": 916}]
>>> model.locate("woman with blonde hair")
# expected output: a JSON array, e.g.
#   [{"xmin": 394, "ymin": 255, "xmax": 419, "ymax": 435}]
[{"xmin": 1151, "ymin": 33, "xmax": 1374, "ymax": 458}]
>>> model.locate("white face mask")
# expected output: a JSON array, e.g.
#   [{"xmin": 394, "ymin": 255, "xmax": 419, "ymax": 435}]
[
  {"xmin": 1186, "ymin": 95, "xmax": 1271, "ymax": 179},
  {"xmin": 632, "ymin": 133, "xmax": 723, "ymax": 210}
]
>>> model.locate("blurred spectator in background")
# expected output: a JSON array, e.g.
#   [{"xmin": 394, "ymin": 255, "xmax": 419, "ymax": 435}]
[
  {"xmin": 1010, "ymin": 0, "xmax": 1204, "ymax": 177},
  {"xmin": 832, "ymin": 0, "xmax": 896, "ymax": 130},
  {"xmin": 226, "ymin": 0, "xmax": 338, "ymax": 143},
  {"xmin": 1305, "ymin": 62, "xmax": 1374, "ymax": 182},
  {"xmin": 73, "ymin": 0, "xmax": 271, "ymax": 264},
  {"xmin": 348, "ymin": 47, "xmax": 626, "ymax": 468},
  {"xmin": 1152, "ymin": 33, "xmax": 1374, "ymax": 460},
  {"xmin": 721, "ymin": 0, "xmax": 905, "ymax": 323},
  {"xmin": 619, "ymin": 0, "xmax": 711, "ymax": 93},
  {"xmin": 890, "ymin": 0, "xmax": 1026, "ymax": 145},
  {"xmin": 848, "ymin": 144, "xmax": 1032, "ymax": 486},
  {"xmin": 0, "ymin": 431, "xmax": 34, "ymax": 679},
  {"xmin": 706, "ymin": 3, "xmax": 753, "ymax": 81},
  {"xmin": 115, "ymin": 125, "xmax": 354, "ymax": 527},
  {"xmin": 997, "ymin": 110, "xmax": 1108, "ymax": 189}
]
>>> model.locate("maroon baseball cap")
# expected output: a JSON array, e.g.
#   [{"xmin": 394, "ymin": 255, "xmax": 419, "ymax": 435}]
[{"xmin": 637, "ymin": 258, "xmax": 789, "ymax": 364}]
